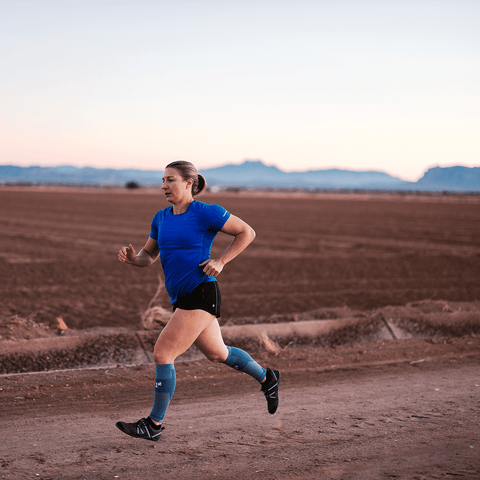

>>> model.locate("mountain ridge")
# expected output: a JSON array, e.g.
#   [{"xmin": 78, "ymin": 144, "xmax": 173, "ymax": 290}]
[{"xmin": 0, "ymin": 161, "xmax": 479, "ymax": 192}]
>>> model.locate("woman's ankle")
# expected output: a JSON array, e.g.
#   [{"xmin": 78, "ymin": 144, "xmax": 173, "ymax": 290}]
[{"xmin": 147, "ymin": 416, "xmax": 162, "ymax": 428}]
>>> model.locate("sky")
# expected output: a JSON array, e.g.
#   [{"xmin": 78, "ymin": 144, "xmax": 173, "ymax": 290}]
[{"xmin": 0, "ymin": 0, "xmax": 479, "ymax": 181}]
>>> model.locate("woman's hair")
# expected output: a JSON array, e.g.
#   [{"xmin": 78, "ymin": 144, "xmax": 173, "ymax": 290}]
[{"xmin": 165, "ymin": 161, "xmax": 207, "ymax": 196}]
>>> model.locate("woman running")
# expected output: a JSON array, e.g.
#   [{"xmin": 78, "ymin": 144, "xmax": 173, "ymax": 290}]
[{"xmin": 115, "ymin": 161, "xmax": 280, "ymax": 441}]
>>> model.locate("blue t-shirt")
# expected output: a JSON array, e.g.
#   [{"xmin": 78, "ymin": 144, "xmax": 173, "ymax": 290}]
[{"xmin": 150, "ymin": 200, "xmax": 231, "ymax": 304}]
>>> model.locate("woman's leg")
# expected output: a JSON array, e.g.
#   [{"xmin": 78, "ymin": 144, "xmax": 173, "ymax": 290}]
[
  {"xmin": 116, "ymin": 309, "xmax": 215, "ymax": 441},
  {"xmin": 117, "ymin": 308, "xmax": 218, "ymax": 440},
  {"xmin": 148, "ymin": 308, "xmax": 218, "ymax": 425},
  {"xmin": 193, "ymin": 318, "xmax": 229, "ymax": 362},
  {"xmin": 153, "ymin": 308, "xmax": 217, "ymax": 364},
  {"xmin": 116, "ymin": 309, "xmax": 279, "ymax": 440},
  {"xmin": 194, "ymin": 320, "xmax": 279, "ymax": 413},
  {"xmin": 194, "ymin": 320, "xmax": 267, "ymax": 383}
]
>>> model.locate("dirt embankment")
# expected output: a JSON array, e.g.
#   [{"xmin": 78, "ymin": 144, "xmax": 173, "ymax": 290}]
[{"xmin": 2, "ymin": 299, "xmax": 480, "ymax": 374}]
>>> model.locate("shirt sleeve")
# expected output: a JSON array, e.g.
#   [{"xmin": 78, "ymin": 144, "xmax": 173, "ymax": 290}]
[
  {"xmin": 150, "ymin": 210, "xmax": 161, "ymax": 240},
  {"xmin": 204, "ymin": 203, "xmax": 231, "ymax": 231}
]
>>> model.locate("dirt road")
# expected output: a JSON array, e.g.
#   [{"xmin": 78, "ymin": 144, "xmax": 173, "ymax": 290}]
[{"xmin": 2, "ymin": 336, "xmax": 479, "ymax": 480}]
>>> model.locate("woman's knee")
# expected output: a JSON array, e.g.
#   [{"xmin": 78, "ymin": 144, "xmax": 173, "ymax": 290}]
[
  {"xmin": 153, "ymin": 350, "xmax": 171, "ymax": 365},
  {"xmin": 204, "ymin": 351, "xmax": 227, "ymax": 363},
  {"xmin": 153, "ymin": 340, "xmax": 178, "ymax": 365}
]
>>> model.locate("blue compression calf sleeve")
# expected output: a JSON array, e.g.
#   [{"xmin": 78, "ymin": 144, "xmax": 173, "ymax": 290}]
[
  {"xmin": 149, "ymin": 364, "xmax": 176, "ymax": 423},
  {"xmin": 223, "ymin": 346, "xmax": 267, "ymax": 383}
]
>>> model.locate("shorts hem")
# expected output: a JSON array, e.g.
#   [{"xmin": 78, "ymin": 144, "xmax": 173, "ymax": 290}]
[{"xmin": 173, "ymin": 281, "xmax": 221, "ymax": 318}]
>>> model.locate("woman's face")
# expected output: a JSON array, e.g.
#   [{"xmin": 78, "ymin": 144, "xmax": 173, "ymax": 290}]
[{"xmin": 161, "ymin": 167, "xmax": 193, "ymax": 204}]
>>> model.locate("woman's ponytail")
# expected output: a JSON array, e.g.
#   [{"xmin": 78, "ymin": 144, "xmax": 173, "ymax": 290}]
[{"xmin": 194, "ymin": 174, "xmax": 207, "ymax": 196}]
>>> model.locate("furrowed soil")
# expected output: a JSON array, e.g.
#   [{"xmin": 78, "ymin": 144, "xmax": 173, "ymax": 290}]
[
  {"xmin": 2, "ymin": 188, "xmax": 480, "ymax": 328},
  {"xmin": 1, "ymin": 187, "xmax": 479, "ymax": 479}
]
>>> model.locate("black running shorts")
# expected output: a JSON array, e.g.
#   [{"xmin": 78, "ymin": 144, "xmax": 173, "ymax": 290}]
[{"xmin": 173, "ymin": 281, "xmax": 221, "ymax": 318}]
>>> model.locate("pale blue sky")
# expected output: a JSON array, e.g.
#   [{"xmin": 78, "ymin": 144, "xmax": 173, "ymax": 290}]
[{"xmin": 1, "ymin": 0, "xmax": 479, "ymax": 180}]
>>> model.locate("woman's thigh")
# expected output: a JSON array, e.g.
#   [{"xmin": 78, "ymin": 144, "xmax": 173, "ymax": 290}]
[
  {"xmin": 194, "ymin": 319, "xmax": 229, "ymax": 362},
  {"xmin": 153, "ymin": 308, "xmax": 216, "ymax": 364}
]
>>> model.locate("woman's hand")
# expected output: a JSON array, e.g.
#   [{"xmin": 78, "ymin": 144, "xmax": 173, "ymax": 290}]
[
  {"xmin": 118, "ymin": 244, "xmax": 137, "ymax": 264},
  {"xmin": 198, "ymin": 215, "xmax": 255, "ymax": 277},
  {"xmin": 118, "ymin": 238, "xmax": 159, "ymax": 268},
  {"xmin": 199, "ymin": 258, "xmax": 225, "ymax": 277}
]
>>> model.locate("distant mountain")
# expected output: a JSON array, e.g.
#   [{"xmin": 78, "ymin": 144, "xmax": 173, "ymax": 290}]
[
  {"xmin": 200, "ymin": 160, "xmax": 410, "ymax": 189},
  {"xmin": 0, "ymin": 165, "xmax": 164, "ymax": 186},
  {"xmin": 416, "ymin": 166, "xmax": 480, "ymax": 192},
  {"xmin": 0, "ymin": 161, "xmax": 479, "ymax": 192}
]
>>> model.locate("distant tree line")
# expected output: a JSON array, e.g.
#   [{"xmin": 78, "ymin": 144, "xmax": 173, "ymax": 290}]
[{"xmin": 125, "ymin": 181, "xmax": 141, "ymax": 189}]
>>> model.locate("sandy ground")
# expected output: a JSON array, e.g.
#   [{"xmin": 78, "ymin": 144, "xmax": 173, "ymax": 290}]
[{"xmin": 1, "ymin": 335, "xmax": 479, "ymax": 480}]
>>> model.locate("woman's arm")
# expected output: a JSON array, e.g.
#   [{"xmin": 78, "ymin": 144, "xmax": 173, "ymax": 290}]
[
  {"xmin": 118, "ymin": 237, "xmax": 160, "ymax": 267},
  {"xmin": 199, "ymin": 215, "xmax": 256, "ymax": 277}
]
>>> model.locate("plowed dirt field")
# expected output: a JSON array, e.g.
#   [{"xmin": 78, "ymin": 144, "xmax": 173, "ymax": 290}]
[{"xmin": 2, "ymin": 187, "xmax": 480, "ymax": 329}]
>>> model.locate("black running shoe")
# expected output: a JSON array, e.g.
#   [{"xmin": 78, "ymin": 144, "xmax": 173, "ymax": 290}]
[
  {"xmin": 115, "ymin": 417, "xmax": 164, "ymax": 441},
  {"xmin": 261, "ymin": 368, "xmax": 280, "ymax": 414}
]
